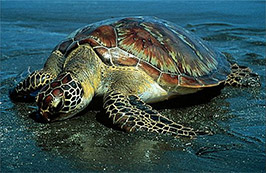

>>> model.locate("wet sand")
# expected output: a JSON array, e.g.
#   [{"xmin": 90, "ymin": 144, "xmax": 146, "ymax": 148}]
[{"xmin": 1, "ymin": 1, "xmax": 265, "ymax": 172}]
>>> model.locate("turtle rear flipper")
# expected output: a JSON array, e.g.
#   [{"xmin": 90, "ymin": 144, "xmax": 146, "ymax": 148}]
[
  {"xmin": 9, "ymin": 69, "xmax": 55, "ymax": 101},
  {"xmin": 103, "ymin": 91, "xmax": 209, "ymax": 138},
  {"xmin": 225, "ymin": 63, "xmax": 260, "ymax": 87}
]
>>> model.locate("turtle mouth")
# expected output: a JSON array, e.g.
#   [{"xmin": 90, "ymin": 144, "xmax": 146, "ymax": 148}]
[
  {"xmin": 39, "ymin": 110, "xmax": 63, "ymax": 123},
  {"xmin": 35, "ymin": 110, "xmax": 52, "ymax": 123},
  {"xmin": 38, "ymin": 108, "xmax": 74, "ymax": 123},
  {"xmin": 38, "ymin": 110, "xmax": 58, "ymax": 122},
  {"xmin": 42, "ymin": 111, "xmax": 52, "ymax": 122}
]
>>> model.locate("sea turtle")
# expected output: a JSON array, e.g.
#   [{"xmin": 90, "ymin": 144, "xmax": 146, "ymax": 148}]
[{"xmin": 10, "ymin": 16, "xmax": 260, "ymax": 138}]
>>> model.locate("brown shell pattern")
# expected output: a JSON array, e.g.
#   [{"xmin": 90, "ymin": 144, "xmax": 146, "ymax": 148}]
[{"xmin": 53, "ymin": 16, "xmax": 231, "ymax": 88}]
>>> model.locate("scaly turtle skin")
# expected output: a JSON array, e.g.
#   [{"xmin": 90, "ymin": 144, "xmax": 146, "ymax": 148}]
[{"xmin": 10, "ymin": 16, "xmax": 260, "ymax": 138}]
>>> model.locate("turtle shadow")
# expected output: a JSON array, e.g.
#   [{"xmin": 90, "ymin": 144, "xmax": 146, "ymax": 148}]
[{"xmin": 151, "ymin": 85, "xmax": 223, "ymax": 109}]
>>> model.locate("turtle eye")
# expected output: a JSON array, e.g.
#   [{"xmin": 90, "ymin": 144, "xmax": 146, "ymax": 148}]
[
  {"xmin": 55, "ymin": 99, "xmax": 64, "ymax": 112},
  {"xmin": 50, "ymin": 97, "xmax": 64, "ymax": 113}
]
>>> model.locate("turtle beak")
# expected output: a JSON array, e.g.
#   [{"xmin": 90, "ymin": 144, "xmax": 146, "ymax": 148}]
[
  {"xmin": 42, "ymin": 112, "xmax": 51, "ymax": 122},
  {"xmin": 37, "ymin": 110, "xmax": 51, "ymax": 123},
  {"xmin": 37, "ymin": 109, "xmax": 68, "ymax": 122}
]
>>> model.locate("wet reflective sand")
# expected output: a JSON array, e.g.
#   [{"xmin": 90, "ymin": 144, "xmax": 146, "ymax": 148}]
[{"xmin": 1, "ymin": 1, "xmax": 265, "ymax": 172}]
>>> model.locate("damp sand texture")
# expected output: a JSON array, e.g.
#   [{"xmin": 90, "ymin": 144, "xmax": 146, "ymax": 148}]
[{"xmin": 1, "ymin": 1, "xmax": 265, "ymax": 172}]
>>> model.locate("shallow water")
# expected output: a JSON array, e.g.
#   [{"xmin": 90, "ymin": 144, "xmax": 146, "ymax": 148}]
[{"xmin": 1, "ymin": 0, "xmax": 265, "ymax": 172}]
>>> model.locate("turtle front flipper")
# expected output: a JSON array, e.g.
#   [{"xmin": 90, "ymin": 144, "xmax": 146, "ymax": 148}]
[
  {"xmin": 103, "ymin": 91, "xmax": 206, "ymax": 138},
  {"xmin": 225, "ymin": 63, "xmax": 260, "ymax": 87},
  {"xmin": 9, "ymin": 69, "xmax": 55, "ymax": 101}
]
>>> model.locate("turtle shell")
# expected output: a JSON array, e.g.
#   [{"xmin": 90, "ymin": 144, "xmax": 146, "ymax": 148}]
[{"xmin": 53, "ymin": 16, "xmax": 231, "ymax": 88}]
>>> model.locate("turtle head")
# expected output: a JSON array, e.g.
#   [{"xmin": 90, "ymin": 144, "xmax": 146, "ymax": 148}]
[{"xmin": 36, "ymin": 72, "xmax": 92, "ymax": 122}]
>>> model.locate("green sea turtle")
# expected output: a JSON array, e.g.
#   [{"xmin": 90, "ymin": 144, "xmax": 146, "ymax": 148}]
[{"xmin": 10, "ymin": 16, "xmax": 260, "ymax": 138}]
